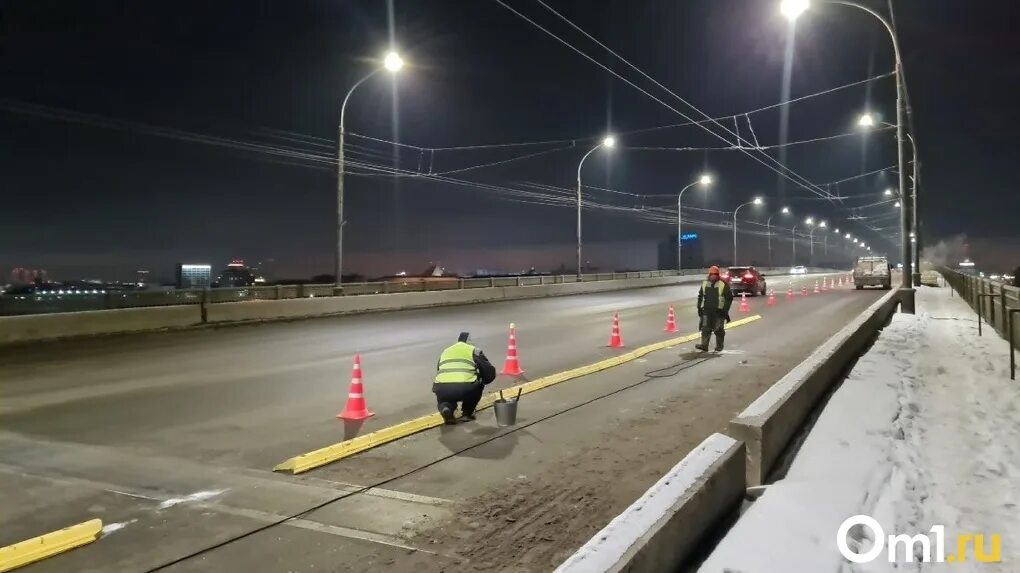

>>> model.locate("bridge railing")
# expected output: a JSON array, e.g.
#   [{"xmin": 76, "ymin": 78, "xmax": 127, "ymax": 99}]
[
  {"xmin": 0, "ymin": 267, "xmax": 826, "ymax": 317},
  {"xmin": 940, "ymin": 268, "xmax": 1020, "ymax": 360}
]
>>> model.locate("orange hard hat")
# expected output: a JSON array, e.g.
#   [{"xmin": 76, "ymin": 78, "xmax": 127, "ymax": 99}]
[{"xmin": 708, "ymin": 265, "xmax": 720, "ymax": 275}]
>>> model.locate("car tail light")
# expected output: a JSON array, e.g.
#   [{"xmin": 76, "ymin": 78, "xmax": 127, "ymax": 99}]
[{"xmin": 743, "ymin": 273, "xmax": 754, "ymax": 280}]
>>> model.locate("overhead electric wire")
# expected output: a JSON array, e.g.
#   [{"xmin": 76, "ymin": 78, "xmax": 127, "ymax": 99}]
[{"xmin": 518, "ymin": 0, "xmax": 840, "ymax": 202}]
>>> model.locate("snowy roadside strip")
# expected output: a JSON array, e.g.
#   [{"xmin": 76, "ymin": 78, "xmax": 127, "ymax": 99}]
[{"xmin": 699, "ymin": 284, "xmax": 1020, "ymax": 572}]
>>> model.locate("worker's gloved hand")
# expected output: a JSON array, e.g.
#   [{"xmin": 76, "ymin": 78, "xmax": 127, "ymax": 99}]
[
  {"xmin": 723, "ymin": 311, "xmax": 731, "ymax": 323},
  {"xmin": 697, "ymin": 308, "xmax": 703, "ymax": 318}
]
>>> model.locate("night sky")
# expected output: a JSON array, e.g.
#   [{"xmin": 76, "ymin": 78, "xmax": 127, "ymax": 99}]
[{"xmin": 1, "ymin": 1, "xmax": 1017, "ymax": 281}]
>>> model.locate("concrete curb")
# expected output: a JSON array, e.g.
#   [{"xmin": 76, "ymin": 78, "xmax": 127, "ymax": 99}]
[
  {"xmin": 727, "ymin": 287, "xmax": 902, "ymax": 487},
  {"xmin": 0, "ymin": 519, "xmax": 102, "ymax": 572},
  {"xmin": 555, "ymin": 434, "xmax": 744, "ymax": 573}
]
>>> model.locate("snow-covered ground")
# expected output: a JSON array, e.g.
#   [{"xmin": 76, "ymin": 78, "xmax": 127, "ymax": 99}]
[{"xmin": 700, "ymin": 284, "xmax": 1020, "ymax": 572}]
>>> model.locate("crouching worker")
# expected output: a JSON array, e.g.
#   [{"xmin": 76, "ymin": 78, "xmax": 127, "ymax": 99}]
[{"xmin": 434, "ymin": 332, "xmax": 496, "ymax": 424}]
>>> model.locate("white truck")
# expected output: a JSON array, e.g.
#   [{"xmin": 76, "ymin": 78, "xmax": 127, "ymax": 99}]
[{"xmin": 853, "ymin": 256, "xmax": 892, "ymax": 290}]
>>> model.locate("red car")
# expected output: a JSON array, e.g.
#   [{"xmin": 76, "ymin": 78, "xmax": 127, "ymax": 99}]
[{"xmin": 722, "ymin": 266, "xmax": 768, "ymax": 296}]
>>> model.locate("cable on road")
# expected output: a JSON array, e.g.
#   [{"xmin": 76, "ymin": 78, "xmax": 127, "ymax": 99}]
[{"xmin": 143, "ymin": 353, "xmax": 716, "ymax": 571}]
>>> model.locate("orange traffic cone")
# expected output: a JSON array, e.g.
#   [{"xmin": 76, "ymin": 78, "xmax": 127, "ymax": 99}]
[
  {"xmin": 767, "ymin": 289, "xmax": 776, "ymax": 306},
  {"xmin": 337, "ymin": 354, "xmax": 374, "ymax": 421},
  {"xmin": 838, "ymin": 276, "xmax": 844, "ymax": 287},
  {"xmin": 739, "ymin": 292, "xmax": 750, "ymax": 313},
  {"xmin": 821, "ymin": 277, "xmax": 829, "ymax": 292},
  {"xmin": 802, "ymin": 285, "xmax": 808, "ymax": 296},
  {"xmin": 500, "ymin": 323, "xmax": 524, "ymax": 376},
  {"xmin": 607, "ymin": 313, "xmax": 624, "ymax": 348},
  {"xmin": 664, "ymin": 305, "xmax": 678, "ymax": 333},
  {"xmin": 813, "ymin": 280, "xmax": 820, "ymax": 294},
  {"xmin": 786, "ymin": 285, "xmax": 794, "ymax": 300}
]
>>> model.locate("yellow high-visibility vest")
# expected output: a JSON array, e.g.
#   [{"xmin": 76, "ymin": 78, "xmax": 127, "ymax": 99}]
[
  {"xmin": 701, "ymin": 280, "xmax": 727, "ymax": 309},
  {"xmin": 435, "ymin": 341, "xmax": 478, "ymax": 384}
]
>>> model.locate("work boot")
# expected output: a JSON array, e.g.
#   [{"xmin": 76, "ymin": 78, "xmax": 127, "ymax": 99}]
[
  {"xmin": 715, "ymin": 333, "xmax": 725, "ymax": 352},
  {"xmin": 694, "ymin": 343, "xmax": 708, "ymax": 351},
  {"xmin": 440, "ymin": 405, "xmax": 456, "ymax": 425},
  {"xmin": 461, "ymin": 411, "xmax": 477, "ymax": 421}
]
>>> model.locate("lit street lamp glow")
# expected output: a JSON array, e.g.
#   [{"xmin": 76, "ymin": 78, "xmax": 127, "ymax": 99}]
[
  {"xmin": 857, "ymin": 113, "xmax": 876, "ymax": 128},
  {"xmin": 383, "ymin": 51, "xmax": 404, "ymax": 72},
  {"xmin": 805, "ymin": 217, "xmax": 814, "ymax": 225},
  {"xmin": 780, "ymin": 0, "xmax": 810, "ymax": 21},
  {"xmin": 845, "ymin": 233, "xmax": 851, "ymax": 239},
  {"xmin": 699, "ymin": 174, "xmax": 713, "ymax": 185},
  {"xmin": 820, "ymin": 221, "xmax": 827, "ymax": 228},
  {"xmin": 753, "ymin": 196, "xmax": 764, "ymax": 205},
  {"xmin": 894, "ymin": 201, "xmax": 901, "ymax": 208},
  {"xmin": 885, "ymin": 188, "xmax": 894, "ymax": 196},
  {"xmin": 781, "ymin": 206, "xmax": 790, "ymax": 214},
  {"xmin": 602, "ymin": 136, "xmax": 616, "ymax": 148}
]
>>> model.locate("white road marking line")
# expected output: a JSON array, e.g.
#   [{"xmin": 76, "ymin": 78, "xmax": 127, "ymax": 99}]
[
  {"xmin": 201, "ymin": 503, "xmax": 437, "ymax": 555},
  {"xmin": 295, "ymin": 475, "xmax": 453, "ymax": 506}
]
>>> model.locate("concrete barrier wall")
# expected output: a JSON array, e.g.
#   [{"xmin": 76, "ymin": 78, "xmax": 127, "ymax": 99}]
[
  {"xmin": 0, "ymin": 305, "xmax": 202, "ymax": 345},
  {"xmin": 555, "ymin": 434, "xmax": 745, "ymax": 573},
  {"xmin": 728, "ymin": 288, "xmax": 902, "ymax": 487},
  {"xmin": 0, "ymin": 269, "xmax": 840, "ymax": 344},
  {"xmin": 206, "ymin": 275, "xmax": 696, "ymax": 324}
]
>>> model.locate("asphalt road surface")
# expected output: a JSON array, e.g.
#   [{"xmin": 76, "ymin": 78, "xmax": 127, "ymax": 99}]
[{"xmin": 0, "ymin": 273, "xmax": 886, "ymax": 572}]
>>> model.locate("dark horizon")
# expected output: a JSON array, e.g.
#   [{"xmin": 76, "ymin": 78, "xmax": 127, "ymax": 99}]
[{"xmin": 2, "ymin": 1, "xmax": 1017, "ymax": 280}]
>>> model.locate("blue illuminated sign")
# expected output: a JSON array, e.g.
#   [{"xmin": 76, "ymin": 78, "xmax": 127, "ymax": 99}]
[{"xmin": 680, "ymin": 232, "xmax": 699, "ymax": 242}]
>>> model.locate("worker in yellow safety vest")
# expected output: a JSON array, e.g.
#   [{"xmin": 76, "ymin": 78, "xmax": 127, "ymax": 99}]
[
  {"xmin": 434, "ymin": 332, "xmax": 496, "ymax": 424},
  {"xmin": 695, "ymin": 265, "xmax": 734, "ymax": 352}
]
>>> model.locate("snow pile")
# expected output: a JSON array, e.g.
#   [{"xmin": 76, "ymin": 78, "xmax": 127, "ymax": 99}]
[
  {"xmin": 556, "ymin": 433, "xmax": 737, "ymax": 573},
  {"xmin": 700, "ymin": 285, "xmax": 1020, "ymax": 572}
]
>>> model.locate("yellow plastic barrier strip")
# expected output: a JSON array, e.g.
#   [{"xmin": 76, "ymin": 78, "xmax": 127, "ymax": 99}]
[
  {"xmin": 0, "ymin": 519, "xmax": 102, "ymax": 573},
  {"xmin": 275, "ymin": 315, "xmax": 762, "ymax": 474}
]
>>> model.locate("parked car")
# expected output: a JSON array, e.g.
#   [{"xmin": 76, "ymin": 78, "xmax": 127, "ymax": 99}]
[
  {"xmin": 853, "ymin": 256, "xmax": 892, "ymax": 290},
  {"xmin": 790, "ymin": 265, "xmax": 807, "ymax": 275},
  {"xmin": 725, "ymin": 266, "xmax": 767, "ymax": 296}
]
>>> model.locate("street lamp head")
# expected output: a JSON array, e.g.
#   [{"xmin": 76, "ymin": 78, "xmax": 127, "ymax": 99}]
[
  {"xmin": 820, "ymin": 221, "xmax": 827, "ymax": 228},
  {"xmin": 753, "ymin": 196, "xmax": 764, "ymax": 205},
  {"xmin": 894, "ymin": 201, "xmax": 901, "ymax": 208},
  {"xmin": 602, "ymin": 136, "xmax": 616, "ymax": 148},
  {"xmin": 857, "ymin": 113, "xmax": 876, "ymax": 128},
  {"xmin": 845, "ymin": 233, "xmax": 851, "ymax": 239},
  {"xmin": 780, "ymin": 0, "xmax": 810, "ymax": 21},
  {"xmin": 383, "ymin": 51, "xmax": 404, "ymax": 72},
  {"xmin": 805, "ymin": 216, "xmax": 814, "ymax": 225},
  {"xmin": 884, "ymin": 188, "xmax": 894, "ymax": 196},
  {"xmin": 834, "ymin": 228, "xmax": 840, "ymax": 233},
  {"xmin": 781, "ymin": 206, "xmax": 790, "ymax": 214},
  {"xmin": 699, "ymin": 174, "xmax": 713, "ymax": 185}
]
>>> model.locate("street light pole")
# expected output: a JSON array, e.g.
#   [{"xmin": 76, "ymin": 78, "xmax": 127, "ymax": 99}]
[
  {"xmin": 576, "ymin": 137, "xmax": 615, "ymax": 278},
  {"xmin": 767, "ymin": 207, "xmax": 790, "ymax": 268},
  {"xmin": 784, "ymin": 0, "xmax": 913, "ymax": 289},
  {"xmin": 791, "ymin": 224, "xmax": 799, "ymax": 266},
  {"xmin": 733, "ymin": 197, "xmax": 763, "ymax": 267},
  {"xmin": 335, "ymin": 52, "xmax": 403, "ymax": 287},
  {"xmin": 677, "ymin": 174, "xmax": 712, "ymax": 274}
]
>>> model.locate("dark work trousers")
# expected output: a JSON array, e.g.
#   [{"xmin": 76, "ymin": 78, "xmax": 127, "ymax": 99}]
[
  {"xmin": 699, "ymin": 312, "xmax": 726, "ymax": 349},
  {"xmin": 432, "ymin": 381, "xmax": 484, "ymax": 415}
]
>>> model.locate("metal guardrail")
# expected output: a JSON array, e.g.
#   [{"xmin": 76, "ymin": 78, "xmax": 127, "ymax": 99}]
[
  {"xmin": 0, "ymin": 269, "xmax": 682, "ymax": 316},
  {"xmin": 940, "ymin": 267, "xmax": 1020, "ymax": 379}
]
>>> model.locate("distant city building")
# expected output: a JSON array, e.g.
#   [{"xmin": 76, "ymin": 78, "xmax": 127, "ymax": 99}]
[
  {"xmin": 9, "ymin": 268, "xmax": 47, "ymax": 285},
  {"xmin": 658, "ymin": 232, "xmax": 704, "ymax": 270},
  {"xmin": 175, "ymin": 263, "xmax": 212, "ymax": 288},
  {"xmin": 214, "ymin": 260, "xmax": 256, "ymax": 287}
]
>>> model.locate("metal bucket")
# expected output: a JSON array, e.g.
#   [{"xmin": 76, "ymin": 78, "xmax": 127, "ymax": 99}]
[{"xmin": 493, "ymin": 399, "xmax": 519, "ymax": 427}]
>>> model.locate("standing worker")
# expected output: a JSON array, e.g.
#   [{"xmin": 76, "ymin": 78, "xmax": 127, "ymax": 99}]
[
  {"xmin": 695, "ymin": 265, "xmax": 734, "ymax": 352},
  {"xmin": 434, "ymin": 332, "xmax": 496, "ymax": 424}
]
